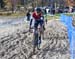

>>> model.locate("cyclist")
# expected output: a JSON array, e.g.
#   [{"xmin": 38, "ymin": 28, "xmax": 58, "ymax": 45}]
[
  {"xmin": 26, "ymin": 10, "xmax": 31, "ymax": 21},
  {"xmin": 29, "ymin": 7, "xmax": 45, "ymax": 53},
  {"xmin": 29, "ymin": 8, "xmax": 45, "ymax": 31}
]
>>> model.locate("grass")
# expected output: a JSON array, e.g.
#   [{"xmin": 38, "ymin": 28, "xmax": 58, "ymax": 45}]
[
  {"xmin": 45, "ymin": 13, "xmax": 75, "ymax": 21},
  {"xmin": 44, "ymin": 13, "xmax": 60, "ymax": 20},
  {"xmin": 0, "ymin": 11, "xmax": 61, "ymax": 20},
  {"xmin": 65, "ymin": 13, "xmax": 75, "ymax": 16},
  {"xmin": 61, "ymin": 12, "xmax": 75, "ymax": 16},
  {"xmin": 11, "ymin": 12, "xmax": 25, "ymax": 16},
  {"xmin": 0, "ymin": 12, "xmax": 25, "ymax": 17}
]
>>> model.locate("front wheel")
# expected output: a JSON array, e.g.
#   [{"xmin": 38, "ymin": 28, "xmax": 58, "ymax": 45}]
[
  {"xmin": 40, "ymin": 25, "xmax": 45, "ymax": 40},
  {"xmin": 33, "ymin": 30, "xmax": 41, "ymax": 52}
]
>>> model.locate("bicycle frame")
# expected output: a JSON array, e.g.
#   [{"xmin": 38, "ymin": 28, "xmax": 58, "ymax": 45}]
[{"xmin": 33, "ymin": 24, "xmax": 44, "ymax": 52}]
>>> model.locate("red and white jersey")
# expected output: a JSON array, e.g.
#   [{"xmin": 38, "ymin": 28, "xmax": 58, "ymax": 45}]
[{"xmin": 32, "ymin": 11, "xmax": 42, "ymax": 20}]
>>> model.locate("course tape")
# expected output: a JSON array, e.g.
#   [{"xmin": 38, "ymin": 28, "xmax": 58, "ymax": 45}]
[{"xmin": 60, "ymin": 14, "xmax": 75, "ymax": 59}]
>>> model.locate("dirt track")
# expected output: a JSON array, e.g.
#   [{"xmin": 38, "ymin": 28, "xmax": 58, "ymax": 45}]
[{"xmin": 0, "ymin": 19, "xmax": 70, "ymax": 59}]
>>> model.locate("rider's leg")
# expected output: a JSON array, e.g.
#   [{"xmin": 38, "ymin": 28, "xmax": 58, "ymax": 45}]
[
  {"xmin": 40, "ymin": 20, "xmax": 45, "ymax": 30},
  {"xmin": 39, "ymin": 20, "xmax": 45, "ymax": 40},
  {"xmin": 38, "ymin": 35, "xmax": 41, "ymax": 49}
]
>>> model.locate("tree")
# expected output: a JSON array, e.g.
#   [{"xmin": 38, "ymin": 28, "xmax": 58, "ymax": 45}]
[
  {"xmin": 3, "ymin": 0, "xmax": 11, "ymax": 9},
  {"xmin": 65, "ymin": 0, "xmax": 75, "ymax": 6},
  {"xmin": 0, "ymin": 0, "xmax": 5, "ymax": 8}
]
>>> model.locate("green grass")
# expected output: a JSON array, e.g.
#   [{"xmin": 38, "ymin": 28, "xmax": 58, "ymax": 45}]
[
  {"xmin": 0, "ymin": 12, "xmax": 25, "ymax": 17},
  {"xmin": 65, "ymin": 13, "xmax": 75, "ymax": 16},
  {"xmin": 55, "ymin": 13, "xmax": 60, "ymax": 16},
  {"xmin": 62, "ymin": 12, "xmax": 75, "ymax": 16},
  {"xmin": 44, "ymin": 13, "xmax": 75, "ymax": 21},
  {"xmin": 44, "ymin": 13, "xmax": 60, "ymax": 20}
]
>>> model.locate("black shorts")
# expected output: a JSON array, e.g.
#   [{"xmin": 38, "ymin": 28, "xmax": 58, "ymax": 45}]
[{"xmin": 34, "ymin": 19, "xmax": 44, "ymax": 30}]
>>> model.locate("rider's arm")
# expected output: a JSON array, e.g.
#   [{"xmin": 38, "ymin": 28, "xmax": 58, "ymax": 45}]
[
  {"xmin": 29, "ymin": 17, "xmax": 33, "ymax": 29},
  {"xmin": 29, "ymin": 12, "xmax": 36, "ymax": 29},
  {"xmin": 43, "ymin": 15, "xmax": 47, "ymax": 24}
]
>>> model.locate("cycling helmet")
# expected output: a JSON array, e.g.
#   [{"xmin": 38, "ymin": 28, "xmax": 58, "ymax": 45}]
[{"xmin": 36, "ymin": 7, "xmax": 42, "ymax": 13}]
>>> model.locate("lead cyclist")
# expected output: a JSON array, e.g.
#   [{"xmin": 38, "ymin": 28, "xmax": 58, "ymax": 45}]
[{"xmin": 29, "ymin": 8, "xmax": 46, "ymax": 53}]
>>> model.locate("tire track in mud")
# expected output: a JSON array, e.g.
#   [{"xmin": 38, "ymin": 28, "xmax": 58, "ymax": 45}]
[{"xmin": 0, "ymin": 20, "xmax": 70, "ymax": 59}]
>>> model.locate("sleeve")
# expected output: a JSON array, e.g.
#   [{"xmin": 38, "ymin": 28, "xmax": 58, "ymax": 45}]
[
  {"xmin": 30, "ymin": 18, "xmax": 32, "ymax": 26},
  {"xmin": 32, "ymin": 12, "xmax": 37, "ymax": 19}
]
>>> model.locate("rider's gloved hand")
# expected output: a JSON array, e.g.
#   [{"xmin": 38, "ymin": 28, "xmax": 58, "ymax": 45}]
[
  {"xmin": 29, "ymin": 26, "xmax": 33, "ymax": 33},
  {"xmin": 29, "ymin": 26, "xmax": 31, "ymax": 32}
]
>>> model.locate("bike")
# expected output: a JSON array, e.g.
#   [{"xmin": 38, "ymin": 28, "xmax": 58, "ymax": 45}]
[{"xmin": 32, "ymin": 23, "xmax": 45, "ymax": 54}]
